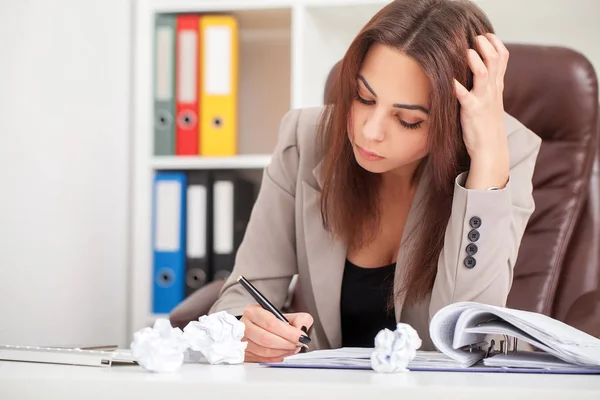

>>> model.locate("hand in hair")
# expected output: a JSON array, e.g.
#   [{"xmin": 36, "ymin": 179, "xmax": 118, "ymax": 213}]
[{"xmin": 454, "ymin": 33, "xmax": 510, "ymax": 191}]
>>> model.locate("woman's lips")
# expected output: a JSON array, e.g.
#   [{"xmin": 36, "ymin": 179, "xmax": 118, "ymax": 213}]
[{"xmin": 356, "ymin": 144, "xmax": 385, "ymax": 161}]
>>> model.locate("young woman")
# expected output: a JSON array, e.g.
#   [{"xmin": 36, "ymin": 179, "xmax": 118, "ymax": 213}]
[{"xmin": 209, "ymin": 0, "xmax": 541, "ymax": 363}]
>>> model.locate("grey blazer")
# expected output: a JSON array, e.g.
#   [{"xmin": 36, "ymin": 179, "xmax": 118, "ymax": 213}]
[{"xmin": 209, "ymin": 106, "xmax": 542, "ymax": 351}]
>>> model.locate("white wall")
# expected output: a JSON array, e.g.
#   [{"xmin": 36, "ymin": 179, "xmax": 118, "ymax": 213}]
[
  {"xmin": 0, "ymin": 0, "xmax": 131, "ymax": 347},
  {"xmin": 297, "ymin": 0, "xmax": 600, "ymax": 108},
  {"xmin": 475, "ymin": 0, "xmax": 600, "ymax": 81}
]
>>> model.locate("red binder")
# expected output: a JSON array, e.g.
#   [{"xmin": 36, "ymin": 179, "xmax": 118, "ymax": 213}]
[{"xmin": 175, "ymin": 14, "xmax": 200, "ymax": 155}]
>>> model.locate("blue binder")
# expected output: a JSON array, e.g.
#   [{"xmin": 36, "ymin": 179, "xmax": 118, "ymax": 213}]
[{"xmin": 151, "ymin": 171, "xmax": 186, "ymax": 314}]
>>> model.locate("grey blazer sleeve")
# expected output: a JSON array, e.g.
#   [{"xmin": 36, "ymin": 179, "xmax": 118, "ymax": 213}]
[
  {"xmin": 429, "ymin": 118, "xmax": 542, "ymax": 320},
  {"xmin": 209, "ymin": 109, "xmax": 302, "ymax": 317}
]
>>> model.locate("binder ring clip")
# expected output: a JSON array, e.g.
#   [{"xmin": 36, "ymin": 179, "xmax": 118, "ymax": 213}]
[
  {"xmin": 156, "ymin": 267, "xmax": 175, "ymax": 288},
  {"xmin": 486, "ymin": 339, "xmax": 496, "ymax": 358},
  {"xmin": 212, "ymin": 116, "xmax": 223, "ymax": 128},
  {"xmin": 156, "ymin": 111, "xmax": 173, "ymax": 130},
  {"xmin": 177, "ymin": 110, "xmax": 197, "ymax": 129},
  {"xmin": 186, "ymin": 268, "xmax": 207, "ymax": 289},
  {"xmin": 462, "ymin": 341, "xmax": 487, "ymax": 353},
  {"xmin": 500, "ymin": 335, "xmax": 519, "ymax": 354}
]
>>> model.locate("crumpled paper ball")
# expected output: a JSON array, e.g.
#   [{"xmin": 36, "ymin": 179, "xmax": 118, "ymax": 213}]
[
  {"xmin": 182, "ymin": 311, "xmax": 247, "ymax": 365},
  {"xmin": 130, "ymin": 319, "xmax": 190, "ymax": 373},
  {"xmin": 370, "ymin": 323, "xmax": 422, "ymax": 373}
]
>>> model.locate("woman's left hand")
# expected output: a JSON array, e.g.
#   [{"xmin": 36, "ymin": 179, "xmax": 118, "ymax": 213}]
[{"xmin": 454, "ymin": 33, "xmax": 510, "ymax": 190}]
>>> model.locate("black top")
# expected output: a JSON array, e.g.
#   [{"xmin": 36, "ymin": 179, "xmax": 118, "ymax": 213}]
[{"xmin": 340, "ymin": 259, "xmax": 397, "ymax": 348}]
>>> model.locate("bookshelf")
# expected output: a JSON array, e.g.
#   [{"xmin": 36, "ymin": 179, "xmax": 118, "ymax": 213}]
[{"xmin": 129, "ymin": 0, "xmax": 392, "ymax": 338}]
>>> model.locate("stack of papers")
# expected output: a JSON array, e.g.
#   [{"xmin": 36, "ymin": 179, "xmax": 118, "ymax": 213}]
[
  {"xmin": 260, "ymin": 302, "xmax": 600, "ymax": 374},
  {"xmin": 275, "ymin": 348, "xmax": 467, "ymax": 370},
  {"xmin": 430, "ymin": 301, "xmax": 600, "ymax": 368}
]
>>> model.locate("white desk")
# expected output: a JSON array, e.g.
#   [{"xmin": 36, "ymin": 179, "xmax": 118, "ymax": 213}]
[{"xmin": 1, "ymin": 360, "xmax": 599, "ymax": 399}]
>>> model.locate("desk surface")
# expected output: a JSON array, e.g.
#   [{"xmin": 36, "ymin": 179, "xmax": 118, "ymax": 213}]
[{"xmin": 1, "ymin": 360, "xmax": 599, "ymax": 399}]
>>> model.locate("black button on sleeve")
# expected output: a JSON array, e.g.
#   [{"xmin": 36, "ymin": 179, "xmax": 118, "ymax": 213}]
[
  {"xmin": 466, "ymin": 243, "xmax": 478, "ymax": 256},
  {"xmin": 468, "ymin": 229, "xmax": 480, "ymax": 242},
  {"xmin": 469, "ymin": 216, "xmax": 482, "ymax": 229},
  {"xmin": 464, "ymin": 256, "xmax": 476, "ymax": 269}
]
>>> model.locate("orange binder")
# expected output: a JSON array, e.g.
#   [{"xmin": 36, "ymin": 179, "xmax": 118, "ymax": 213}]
[
  {"xmin": 199, "ymin": 15, "xmax": 238, "ymax": 156},
  {"xmin": 175, "ymin": 14, "xmax": 200, "ymax": 155}
]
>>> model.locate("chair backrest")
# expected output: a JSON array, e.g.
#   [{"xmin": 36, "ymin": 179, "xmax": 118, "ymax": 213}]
[
  {"xmin": 323, "ymin": 43, "xmax": 600, "ymax": 336},
  {"xmin": 501, "ymin": 44, "xmax": 600, "ymax": 336}
]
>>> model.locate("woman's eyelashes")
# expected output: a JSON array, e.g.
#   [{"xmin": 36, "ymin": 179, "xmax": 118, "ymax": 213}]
[
  {"xmin": 355, "ymin": 94, "xmax": 424, "ymax": 130},
  {"xmin": 397, "ymin": 117, "xmax": 423, "ymax": 130},
  {"xmin": 356, "ymin": 94, "xmax": 375, "ymax": 105}
]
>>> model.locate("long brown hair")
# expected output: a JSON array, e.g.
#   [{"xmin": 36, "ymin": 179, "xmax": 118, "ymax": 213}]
[{"xmin": 317, "ymin": 0, "xmax": 495, "ymax": 305}]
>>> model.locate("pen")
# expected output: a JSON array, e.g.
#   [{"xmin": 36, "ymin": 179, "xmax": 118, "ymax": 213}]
[{"xmin": 236, "ymin": 275, "xmax": 311, "ymax": 347}]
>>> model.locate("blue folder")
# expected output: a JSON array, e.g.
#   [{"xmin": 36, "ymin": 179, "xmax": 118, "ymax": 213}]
[{"xmin": 151, "ymin": 171, "xmax": 187, "ymax": 314}]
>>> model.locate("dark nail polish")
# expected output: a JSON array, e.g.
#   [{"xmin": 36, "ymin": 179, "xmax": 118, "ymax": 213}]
[
  {"xmin": 301, "ymin": 326, "xmax": 308, "ymax": 334},
  {"xmin": 299, "ymin": 335, "xmax": 312, "ymax": 345}
]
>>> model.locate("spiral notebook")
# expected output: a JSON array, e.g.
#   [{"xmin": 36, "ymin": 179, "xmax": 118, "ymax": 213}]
[{"xmin": 262, "ymin": 301, "xmax": 600, "ymax": 374}]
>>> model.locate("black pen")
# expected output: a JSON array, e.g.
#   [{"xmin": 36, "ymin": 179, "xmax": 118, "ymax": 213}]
[{"xmin": 236, "ymin": 275, "xmax": 311, "ymax": 346}]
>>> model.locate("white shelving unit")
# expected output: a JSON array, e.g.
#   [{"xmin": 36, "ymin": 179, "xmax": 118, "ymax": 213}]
[
  {"xmin": 151, "ymin": 155, "xmax": 272, "ymax": 170},
  {"xmin": 130, "ymin": 0, "xmax": 599, "ymax": 339},
  {"xmin": 129, "ymin": 0, "xmax": 394, "ymax": 338}
]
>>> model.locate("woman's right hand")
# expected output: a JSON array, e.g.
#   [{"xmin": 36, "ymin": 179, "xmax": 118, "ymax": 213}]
[{"xmin": 240, "ymin": 303, "xmax": 314, "ymax": 363}]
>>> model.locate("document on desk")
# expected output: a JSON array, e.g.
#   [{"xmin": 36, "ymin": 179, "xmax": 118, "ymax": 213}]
[
  {"xmin": 269, "ymin": 349, "xmax": 465, "ymax": 370},
  {"xmin": 262, "ymin": 301, "xmax": 600, "ymax": 374}
]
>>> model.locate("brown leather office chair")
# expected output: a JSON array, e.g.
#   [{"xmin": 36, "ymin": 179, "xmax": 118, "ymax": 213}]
[
  {"xmin": 499, "ymin": 44, "xmax": 600, "ymax": 337},
  {"xmin": 170, "ymin": 43, "xmax": 600, "ymax": 338}
]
